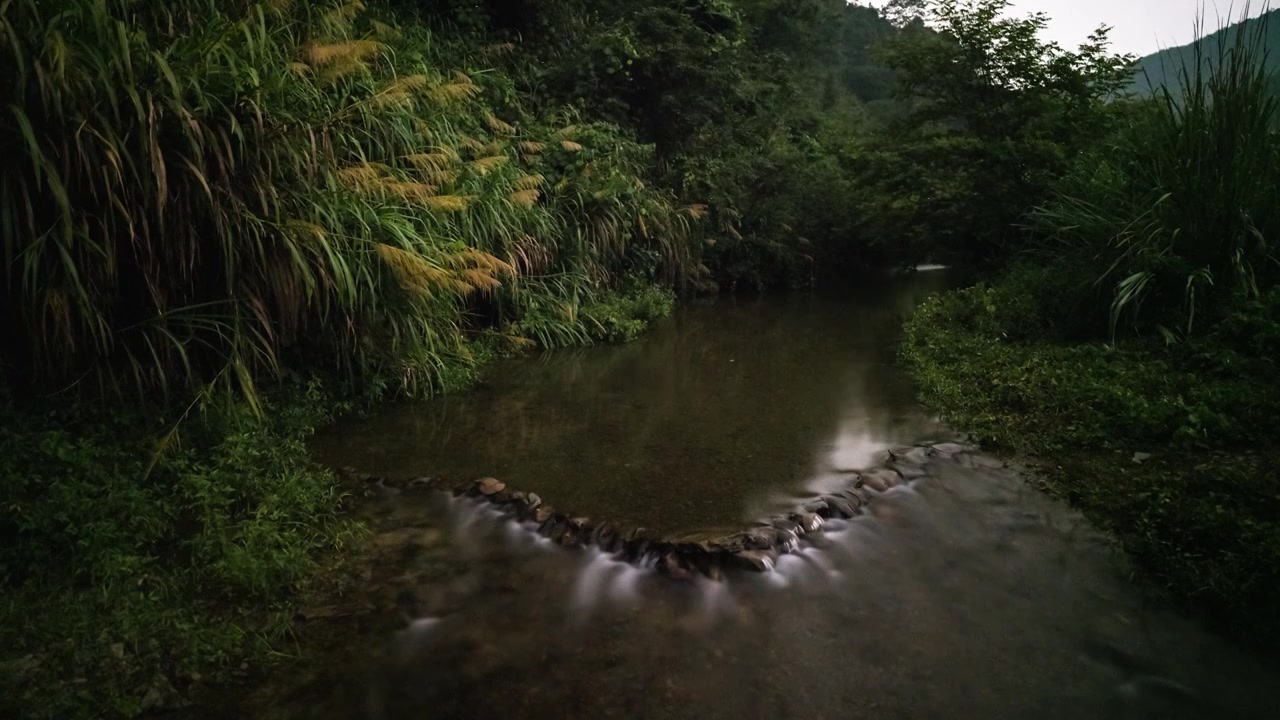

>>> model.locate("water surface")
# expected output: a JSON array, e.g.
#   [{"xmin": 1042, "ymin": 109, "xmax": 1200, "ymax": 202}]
[
  {"xmin": 257, "ymin": 271, "xmax": 1280, "ymax": 720},
  {"xmin": 317, "ymin": 270, "xmax": 955, "ymax": 534}
]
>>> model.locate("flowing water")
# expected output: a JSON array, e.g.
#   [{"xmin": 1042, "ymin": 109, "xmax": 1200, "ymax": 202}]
[{"xmin": 229, "ymin": 270, "xmax": 1277, "ymax": 719}]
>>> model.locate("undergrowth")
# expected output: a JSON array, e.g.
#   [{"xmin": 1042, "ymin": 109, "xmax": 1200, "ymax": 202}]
[{"xmin": 902, "ymin": 269, "xmax": 1280, "ymax": 647}]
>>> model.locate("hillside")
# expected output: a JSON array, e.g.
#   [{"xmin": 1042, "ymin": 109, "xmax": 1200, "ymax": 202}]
[{"xmin": 1130, "ymin": 8, "xmax": 1280, "ymax": 96}]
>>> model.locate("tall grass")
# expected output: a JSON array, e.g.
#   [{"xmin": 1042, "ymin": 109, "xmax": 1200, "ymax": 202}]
[
  {"xmin": 0, "ymin": 0, "xmax": 696, "ymax": 405},
  {"xmin": 1031, "ymin": 6, "xmax": 1279, "ymax": 339}
]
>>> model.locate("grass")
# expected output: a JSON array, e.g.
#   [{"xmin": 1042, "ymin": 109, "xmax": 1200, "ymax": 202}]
[
  {"xmin": 902, "ymin": 273, "xmax": 1280, "ymax": 648},
  {"xmin": 0, "ymin": 2, "xmax": 694, "ymax": 714},
  {"xmin": 0, "ymin": 0, "xmax": 698, "ymax": 406},
  {"xmin": 1031, "ymin": 7, "xmax": 1279, "ymax": 340},
  {"xmin": 0, "ymin": 278, "xmax": 675, "ymax": 720}
]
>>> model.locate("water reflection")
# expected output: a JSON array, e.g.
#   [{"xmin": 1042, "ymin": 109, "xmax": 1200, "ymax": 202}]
[
  {"xmin": 227, "ymin": 272, "xmax": 1280, "ymax": 720},
  {"xmin": 316, "ymin": 271, "xmax": 955, "ymax": 535}
]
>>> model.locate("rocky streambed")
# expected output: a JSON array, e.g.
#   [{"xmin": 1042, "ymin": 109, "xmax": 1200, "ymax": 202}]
[{"xmin": 344, "ymin": 441, "xmax": 993, "ymax": 585}]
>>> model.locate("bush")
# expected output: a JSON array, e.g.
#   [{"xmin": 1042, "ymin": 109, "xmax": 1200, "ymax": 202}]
[
  {"xmin": 0, "ymin": 380, "xmax": 360, "ymax": 719},
  {"xmin": 903, "ymin": 276, "xmax": 1280, "ymax": 645},
  {"xmin": 1032, "ymin": 14, "xmax": 1280, "ymax": 339}
]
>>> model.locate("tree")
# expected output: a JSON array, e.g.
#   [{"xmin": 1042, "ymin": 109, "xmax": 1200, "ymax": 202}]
[{"xmin": 859, "ymin": 0, "xmax": 1134, "ymax": 262}]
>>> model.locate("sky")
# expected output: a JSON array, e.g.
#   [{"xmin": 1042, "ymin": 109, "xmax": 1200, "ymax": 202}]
[{"xmin": 866, "ymin": 1, "xmax": 1272, "ymax": 56}]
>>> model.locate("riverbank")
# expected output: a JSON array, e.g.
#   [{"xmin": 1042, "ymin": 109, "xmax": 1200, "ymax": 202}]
[
  {"xmin": 901, "ymin": 271, "xmax": 1280, "ymax": 649},
  {"xmin": 0, "ymin": 286, "xmax": 674, "ymax": 719}
]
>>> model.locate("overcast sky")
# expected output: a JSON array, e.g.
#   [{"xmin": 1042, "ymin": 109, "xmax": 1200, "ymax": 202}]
[{"xmin": 866, "ymin": 1, "xmax": 1272, "ymax": 56}]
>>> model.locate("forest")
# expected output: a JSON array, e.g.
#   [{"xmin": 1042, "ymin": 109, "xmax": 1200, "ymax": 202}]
[{"xmin": 1, "ymin": 0, "xmax": 1277, "ymax": 716}]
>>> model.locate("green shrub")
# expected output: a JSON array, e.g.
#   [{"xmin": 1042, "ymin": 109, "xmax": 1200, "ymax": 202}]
[
  {"xmin": 1032, "ymin": 13, "xmax": 1280, "ymax": 339},
  {"xmin": 0, "ymin": 380, "xmax": 360, "ymax": 719}
]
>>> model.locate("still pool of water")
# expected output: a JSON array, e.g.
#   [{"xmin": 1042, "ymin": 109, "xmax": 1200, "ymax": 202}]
[
  {"xmin": 223, "ymin": 270, "xmax": 1277, "ymax": 719},
  {"xmin": 316, "ymin": 269, "xmax": 957, "ymax": 535}
]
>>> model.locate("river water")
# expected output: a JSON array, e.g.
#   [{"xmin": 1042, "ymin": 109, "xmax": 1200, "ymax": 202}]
[{"xmin": 232, "ymin": 270, "xmax": 1276, "ymax": 719}]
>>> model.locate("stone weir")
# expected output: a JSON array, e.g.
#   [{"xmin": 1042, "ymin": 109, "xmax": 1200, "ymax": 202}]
[{"xmin": 349, "ymin": 442, "xmax": 985, "ymax": 580}]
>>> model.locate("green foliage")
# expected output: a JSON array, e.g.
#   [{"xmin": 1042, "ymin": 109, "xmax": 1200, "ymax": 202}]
[
  {"xmin": 858, "ymin": 0, "xmax": 1134, "ymax": 263},
  {"xmin": 1033, "ymin": 13, "xmax": 1280, "ymax": 338},
  {"xmin": 0, "ymin": 380, "xmax": 360, "ymax": 719},
  {"xmin": 583, "ymin": 284, "xmax": 676, "ymax": 343},
  {"xmin": 0, "ymin": 0, "xmax": 696, "ymax": 405},
  {"xmin": 903, "ymin": 276, "xmax": 1280, "ymax": 646}
]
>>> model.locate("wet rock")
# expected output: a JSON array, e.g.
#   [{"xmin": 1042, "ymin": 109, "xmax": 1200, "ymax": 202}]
[
  {"xmin": 625, "ymin": 538, "xmax": 652, "ymax": 561},
  {"xmin": 770, "ymin": 518, "xmax": 802, "ymax": 537},
  {"xmin": 1132, "ymin": 452, "xmax": 1152, "ymax": 464},
  {"xmin": 568, "ymin": 516, "xmax": 591, "ymax": 531},
  {"xmin": 906, "ymin": 446, "xmax": 935, "ymax": 464},
  {"xmin": 823, "ymin": 495, "xmax": 858, "ymax": 518},
  {"xmin": 796, "ymin": 512, "xmax": 824, "ymax": 534},
  {"xmin": 860, "ymin": 471, "xmax": 891, "ymax": 492},
  {"xmin": 526, "ymin": 492, "xmax": 542, "ymax": 510},
  {"xmin": 802, "ymin": 498, "xmax": 830, "ymax": 515},
  {"xmin": 660, "ymin": 552, "xmax": 692, "ymax": 580},
  {"xmin": 893, "ymin": 463, "xmax": 927, "ymax": 480},
  {"xmin": 730, "ymin": 550, "xmax": 776, "ymax": 572},
  {"xmin": 744, "ymin": 527, "xmax": 779, "ymax": 550},
  {"xmin": 475, "ymin": 477, "xmax": 505, "ymax": 496},
  {"xmin": 534, "ymin": 506, "xmax": 555, "ymax": 524},
  {"xmin": 409, "ymin": 476, "xmax": 435, "ymax": 489},
  {"xmin": 557, "ymin": 527, "xmax": 580, "ymax": 547},
  {"xmin": 508, "ymin": 490, "xmax": 527, "ymax": 505},
  {"xmin": 932, "ymin": 442, "xmax": 966, "ymax": 455},
  {"xmin": 774, "ymin": 527, "xmax": 800, "ymax": 553}
]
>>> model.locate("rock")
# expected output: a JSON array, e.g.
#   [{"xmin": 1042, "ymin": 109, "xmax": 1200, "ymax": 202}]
[
  {"xmin": 475, "ymin": 477, "xmax": 505, "ymax": 496},
  {"xmin": 902, "ymin": 446, "xmax": 934, "ymax": 465},
  {"xmin": 802, "ymin": 498, "xmax": 830, "ymax": 515},
  {"xmin": 932, "ymin": 442, "xmax": 966, "ymax": 455},
  {"xmin": 770, "ymin": 518, "xmax": 802, "ymax": 537},
  {"xmin": 660, "ymin": 552, "xmax": 692, "ymax": 580},
  {"xmin": 568, "ymin": 516, "xmax": 591, "ymax": 531},
  {"xmin": 774, "ymin": 527, "xmax": 800, "ymax": 553},
  {"xmin": 893, "ymin": 463, "xmax": 927, "ymax": 479},
  {"xmin": 730, "ymin": 550, "xmax": 776, "ymax": 572},
  {"xmin": 796, "ymin": 512, "xmax": 824, "ymax": 533},
  {"xmin": 409, "ymin": 476, "xmax": 435, "ymax": 489},
  {"xmin": 860, "ymin": 472, "xmax": 890, "ymax": 492},
  {"xmin": 526, "ymin": 492, "xmax": 542, "ymax": 510},
  {"xmin": 823, "ymin": 495, "xmax": 858, "ymax": 518},
  {"xmin": 534, "ymin": 506, "xmax": 555, "ymax": 524},
  {"xmin": 1132, "ymin": 452, "xmax": 1152, "ymax": 464},
  {"xmin": 509, "ymin": 490, "xmax": 527, "ymax": 505},
  {"xmin": 744, "ymin": 527, "xmax": 779, "ymax": 550}
]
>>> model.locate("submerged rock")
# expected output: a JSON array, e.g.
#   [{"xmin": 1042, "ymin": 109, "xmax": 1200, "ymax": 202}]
[
  {"xmin": 822, "ymin": 496, "xmax": 858, "ymax": 519},
  {"xmin": 796, "ymin": 513, "xmax": 824, "ymax": 534},
  {"xmin": 730, "ymin": 550, "xmax": 776, "ymax": 572}
]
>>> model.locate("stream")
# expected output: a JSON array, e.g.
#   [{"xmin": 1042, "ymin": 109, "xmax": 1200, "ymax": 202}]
[{"xmin": 223, "ymin": 270, "xmax": 1277, "ymax": 719}]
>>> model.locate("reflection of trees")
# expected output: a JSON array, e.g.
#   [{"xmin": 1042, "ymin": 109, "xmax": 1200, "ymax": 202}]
[{"xmin": 324, "ymin": 272, "xmax": 955, "ymax": 531}]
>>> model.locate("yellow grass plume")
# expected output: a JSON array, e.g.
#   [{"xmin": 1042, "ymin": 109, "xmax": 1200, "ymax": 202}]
[
  {"xmin": 485, "ymin": 114, "xmax": 516, "ymax": 135},
  {"xmin": 508, "ymin": 188, "xmax": 540, "ymax": 208},
  {"xmin": 470, "ymin": 155, "xmax": 508, "ymax": 176}
]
